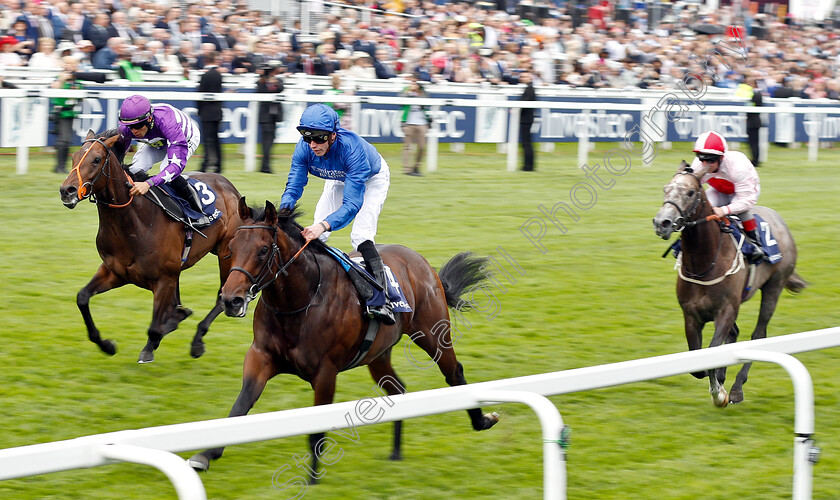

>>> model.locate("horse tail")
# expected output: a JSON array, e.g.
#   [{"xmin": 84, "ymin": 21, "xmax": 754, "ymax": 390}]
[
  {"xmin": 438, "ymin": 252, "xmax": 489, "ymax": 311},
  {"xmin": 785, "ymin": 271, "xmax": 808, "ymax": 294}
]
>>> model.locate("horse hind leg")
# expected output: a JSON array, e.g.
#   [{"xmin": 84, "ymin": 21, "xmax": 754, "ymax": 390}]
[
  {"xmin": 409, "ymin": 327, "xmax": 498, "ymax": 431},
  {"xmin": 138, "ymin": 280, "xmax": 183, "ymax": 363},
  {"xmin": 730, "ymin": 280, "xmax": 786, "ymax": 404},
  {"xmin": 78, "ymin": 265, "xmax": 125, "ymax": 356},
  {"xmin": 188, "ymin": 346, "xmax": 274, "ymax": 471},
  {"xmin": 367, "ymin": 354, "xmax": 407, "ymax": 460}
]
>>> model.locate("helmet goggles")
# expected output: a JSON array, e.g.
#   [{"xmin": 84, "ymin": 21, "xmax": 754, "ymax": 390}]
[{"xmin": 299, "ymin": 129, "xmax": 331, "ymax": 144}]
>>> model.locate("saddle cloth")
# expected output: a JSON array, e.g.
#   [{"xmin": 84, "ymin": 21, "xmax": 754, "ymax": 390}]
[
  {"xmin": 321, "ymin": 245, "xmax": 413, "ymax": 313},
  {"xmin": 666, "ymin": 214, "xmax": 782, "ymax": 264},
  {"xmin": 152, "ymin": 177, "xmax": 222, "ymax": 228}
]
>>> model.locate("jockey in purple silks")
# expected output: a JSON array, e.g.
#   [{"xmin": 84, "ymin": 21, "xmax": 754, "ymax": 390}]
[{"xmin": 119, "ymin": 95, "xmax": 203, "ymax": 213}]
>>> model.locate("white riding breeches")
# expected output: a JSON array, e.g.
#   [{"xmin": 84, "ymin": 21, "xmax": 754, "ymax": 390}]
[
  {"xmin": 706, "ymin": 188, "xmax": 755, "ymax": 222},
  {"xmin": 314, "ymin": 155, "xmax": 391, "ymax": 250},
  {"xmin": 128, "ymin": 131, "xmax": 201, "ymax": 175}
]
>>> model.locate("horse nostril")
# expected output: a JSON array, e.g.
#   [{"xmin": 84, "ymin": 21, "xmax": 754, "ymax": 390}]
[
  {"xmin": 62, "ymin": 186, "xmax": 77, "ymax": 197},
  {"xmin": 228, "ymin": 297, "xmax": 244, "ymax": 310},
  {"xmin": 661, "ymin": 219, "xmax": 672, "ymax": 229}
]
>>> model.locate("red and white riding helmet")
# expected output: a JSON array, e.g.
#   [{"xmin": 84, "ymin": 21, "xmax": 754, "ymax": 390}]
[{"xmin": 693, "ymin": 131, "xmax": 728, "ymax": 156}]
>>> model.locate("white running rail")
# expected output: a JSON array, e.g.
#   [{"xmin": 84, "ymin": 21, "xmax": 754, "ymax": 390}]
[{"xmin": 1, "ymin": 326, "xmax": 838, "ymax": 499}]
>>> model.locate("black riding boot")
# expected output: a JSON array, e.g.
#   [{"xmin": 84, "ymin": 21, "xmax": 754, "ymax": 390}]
[
  {"xmin": 744, "ymin": 228, "xmax": 765, "ymax": 263},
  {"xmin": 358, "ymin": 240, "xmax": 395, "ymax": 325},
  {"xmin": 169, "ymin": 175, "xmax": 202, "ymax": 213}
]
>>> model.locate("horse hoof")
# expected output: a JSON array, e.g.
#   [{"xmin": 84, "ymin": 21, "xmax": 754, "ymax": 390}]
[
  {"xmin": 100, "ymin": 339, "xmax": 117, "ymax": 356},
  {"xmin": 190, "ymin": 341, "xmax": 205, "ymax": 359},
  {"xmin": 389, "ymin": 452, "xmax": 402, "ymax": 461},
  {"xmin": 729, "ymin": 390, "xmax": 744, "ymax": 404},
  {"xmin": 176, "ymin": 306, "xmax": 194, "ymax": 321},
  {"xmin": 481, "ymin": 412, "xmax": 500, "ymax": 430},
  {"xmin": 137, "ymin": 350, "xmax": 155, "ymax": 364},
  {"xmin": 712, "ymin": 388, "xmax": 729, "ymax": 408},
  {"xmin": 187, "ymin": 455, "xmax": 209, "ymax": 472}
]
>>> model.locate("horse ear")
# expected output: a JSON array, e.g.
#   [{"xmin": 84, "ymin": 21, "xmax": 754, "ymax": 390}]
[
  {"xmin": 237, "ymin": 196, "xmax": 250, "ymax": 220},
  {"xmin": 680, "ymin": 160, "xmax": 689, "ymax": 170},
  {"xmin": 85, "ymin": 129, "xmax": 96, "ymax": 140},
  {"xmin": 104, "ymin": 134, "xmax": 120, "ymax": 147},
  {"xmin": 265, "ymin": 200, "xmax": 277, "ymax": 225}
]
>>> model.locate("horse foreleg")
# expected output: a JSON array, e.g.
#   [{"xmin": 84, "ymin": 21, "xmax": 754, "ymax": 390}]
[
  {"xmin": 683, "ymin": 314, "xmax": 705, "ymax": 379},
  {"xmin": 730, "ymin": 281, "xmax": 785, "ymax": 404},
  {"xmin": 138, "ymin": 279, "xmax": 184, "ymax": 363},
  {"xmin": 305, "ymin": 367, "xmax": 339, "ymax": 484},
  {"xmin": 367, "ymin": 354, "xmax": 407, "ymax": 461},
  {"xmin": 708, "ymin": 306, "xmax": 739, "ymax": 407},
  {"xmin": 191, "ymin": 253, "xmax": 233, "ymax": 358},
  {"xmin": 188, "ymin": 345, "xmax": 274, "ymax": 471},
  {"xmin": 190, "ymin": 300, "xmax": 223, "ymax": 359},
  {"xmin": 78, "ymin": 264, "xmax": 126, "ymax": 356}
]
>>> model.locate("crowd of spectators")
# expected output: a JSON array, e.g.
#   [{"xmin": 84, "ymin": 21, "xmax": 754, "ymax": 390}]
[{"xmin": 2, "ymin": 0, "xmax": 840, "ymax": 99}]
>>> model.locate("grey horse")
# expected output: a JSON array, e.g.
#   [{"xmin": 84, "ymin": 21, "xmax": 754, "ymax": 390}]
[{"xmin": 653, "ymin": 161, "xmax": 807, "ymax": 406}]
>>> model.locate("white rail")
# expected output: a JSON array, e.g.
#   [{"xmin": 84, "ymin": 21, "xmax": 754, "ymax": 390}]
[
  {"xmin": 0, "ymin": 326, "xmax": 838, "ymax": 499},
  {"xmin": 4, "ymin": 88, "xmax": 840, "ymax": 174}
]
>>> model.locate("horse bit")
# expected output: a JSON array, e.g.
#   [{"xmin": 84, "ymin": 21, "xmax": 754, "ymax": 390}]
[{"xmin": 72, "ymin": 137, "xmax": 133, "ymax": 207}]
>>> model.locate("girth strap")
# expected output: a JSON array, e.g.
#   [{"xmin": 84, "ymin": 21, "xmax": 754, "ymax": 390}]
[
  {"xmin": 342, "ymin": 319, "xmax": 380, "ymax": 371},
  {"xmin": 181, "ymin": 229, "xmax": 193, "ymax": 266}
]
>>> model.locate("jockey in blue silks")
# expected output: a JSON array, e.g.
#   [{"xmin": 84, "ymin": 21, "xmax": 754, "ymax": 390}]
[{"xmin": 280, "ymin": 103, "xmax": 394, "ymax": 325}]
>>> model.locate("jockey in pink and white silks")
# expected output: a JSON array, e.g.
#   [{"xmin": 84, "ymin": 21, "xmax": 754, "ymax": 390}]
[
  {"xmin": 690, "ymin": 130, "xmax": 764, "ymax": 261},
  {"xmin": 280, "ymin": 103, "xmax": 395, "ymax": 325},
  {"xmin": 120, "ymin": 95, "xmax": 202, "ymax": 213}
]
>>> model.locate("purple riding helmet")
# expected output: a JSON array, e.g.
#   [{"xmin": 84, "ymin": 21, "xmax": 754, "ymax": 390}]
[{"xmin": 119, "ymin": 95, "xmax": 153, "ymax": 126}]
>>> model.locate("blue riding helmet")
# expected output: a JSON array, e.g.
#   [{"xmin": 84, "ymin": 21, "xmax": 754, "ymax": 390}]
[{"xmin": 297, "ymin": 103, "xmax": 339, "ymax": 135}]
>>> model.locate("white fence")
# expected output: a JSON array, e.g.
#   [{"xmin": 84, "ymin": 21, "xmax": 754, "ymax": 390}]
[
  {"xmin": 5, "ymin": 87, "xmax": 840, "ymax": 177},
  {"xmin": 1, "ymin": 326, "xmax": 838, "ymax": 499}
]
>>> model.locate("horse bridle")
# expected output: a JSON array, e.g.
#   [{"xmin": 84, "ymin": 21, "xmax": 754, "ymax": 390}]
[
  {"xmin": 229, "ymin": 224, "xmax": 323, "ymax": 314},
  {"xmin": 662, "ymin": 169, "xmax": 730, "ymax": 280},
  {"xmin": 661, "ymin": 169, "xmax": 706, "ymax": 231},
  {"xmin": 71, "ymin": 137, "xmax": 134, "ymax": 207}
]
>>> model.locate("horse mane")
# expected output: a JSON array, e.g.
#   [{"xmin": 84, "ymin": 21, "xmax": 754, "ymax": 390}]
[
  {"xmin": 251, "ymin": 203, "xmax": 331, "ymax": 255},
  {"xmin": 91, "ymin": 128, "xmax": 137, "ymax": 179}
]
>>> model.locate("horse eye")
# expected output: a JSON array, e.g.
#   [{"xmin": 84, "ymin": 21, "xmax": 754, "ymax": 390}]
[
  {"xmin": 92, "ymin": 156, "xmax": 101, "ymax": 165},
  {"xmin": 258, "ymin": 246, "xmax": 269, "ymax": 258},
  {"xmin": 687, "ymin": 189, "xmax": 695, "ymax": 197}
]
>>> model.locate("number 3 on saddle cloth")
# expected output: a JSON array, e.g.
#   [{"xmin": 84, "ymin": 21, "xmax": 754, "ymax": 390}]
[
  {"xmin": 321, "ymin": 245, "xmax": 413, "ymax": 313},
  {"xmin": 149, "ymin": 177, "xmax": 222, "ymax": 230},
  {"xmin": 664, "ymin": 214, "xmax": 783, "ymax": 265}
]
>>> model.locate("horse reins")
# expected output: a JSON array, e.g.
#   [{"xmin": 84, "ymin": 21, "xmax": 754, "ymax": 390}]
[
  {"xmin": 229, "ymin": 225, "xmax": 323, "ymax": 314},
  {"xmin": 70, "ymin": 138, "xmax": 135, "ymax": 208}
]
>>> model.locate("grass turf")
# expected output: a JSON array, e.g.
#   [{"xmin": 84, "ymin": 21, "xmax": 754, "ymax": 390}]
[{"xmin": 0, "ymin": 141, "xmax": 838, "ymax": 499}]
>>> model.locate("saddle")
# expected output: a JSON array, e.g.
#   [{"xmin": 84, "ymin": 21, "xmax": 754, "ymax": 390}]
[
  {"xmin": 663, "ymin": 214, "xmax": 782, "ymax": 265},
  {"xmin": 321, "ymin": 245, "xmax": 413, "ymax": 313},
  {"xmin": 145, "ymin": 177, "xmax": 222, "ymax": 231},
  {"xmin": 319, "ymin": 245, "xmax": 412, "ymax": 372}
]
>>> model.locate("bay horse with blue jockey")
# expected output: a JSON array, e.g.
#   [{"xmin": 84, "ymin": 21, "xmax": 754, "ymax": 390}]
[{"xmin": 187, "ymin": 200, "xmax": 499, "ymax": 475}]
